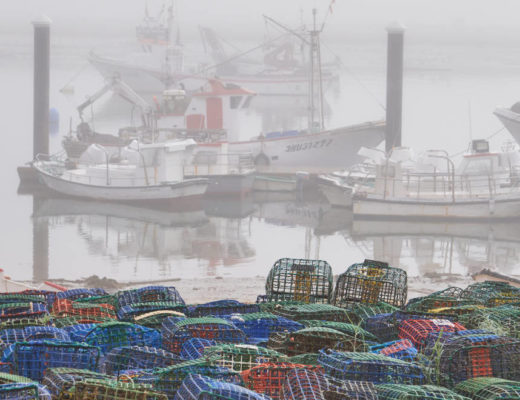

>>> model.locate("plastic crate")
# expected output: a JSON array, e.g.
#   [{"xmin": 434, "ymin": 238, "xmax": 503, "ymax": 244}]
[
  {"xmin": 332, "ymin": 260, "xmax": 407, "ymax": 308},
  {"xmin": 68, "ymin": 321, "xmax": 161, "ymax": 355},
  {"xmin": 188, "ymin": 300, "xmax": 260, "ymax": 317},
  {"xmin": 318, "ymin": 350, "xmax": 425, "ymax": 385},
  {"xmin": 226, "ymin": 313, "xmax": 304, "ymax": 344},
  {"xmin": 180, "ymin": 338, "xmax": 216, "ymax": 360},
  {"xmin": 117, "ymin": 286, "xmax": 185, "ymax": 308},
  {"xmin": 370, "ymin": 339, "xmax": 418, "ymax": 362},
  {"xmin": 6, "ymin": 340, "xmax": 100, "ymax": 381},
  {"xmin": 0, "ymin": 326, "xmax": 70, "ymax": 351},
  {"xmin": 268, "ymin": 303, "xmax": 348, "ymax": 322},
  {"xmin": 103, "ymin": 345, "xmax": 182, "ymax": 375},
  {"xmin": 175, "ymin": 374, "xmax": 269, "ymax": 400},
  {"xmin": 454, "ymin": 377, "xmax": 520, "ymax": 400},
  {"xmin": 161, "ymin": 317, "xmax": 246, "ymax": 353},
  {"xmin": 118, "ymin": 301, "xmax": 187, "ymax": 321},
  {"xmin": 241, "ymin": 362, "xmax": 322, "ymax": 400},
  {"xmin": 265, "ymin": 258, "xmax": 333, "ymax": 303},
  {"xmin": 268, "ymin": 327, "xmax": 368, "ymax": 356},
  {"xmin": 204, "ymin": 344, "xmax": 287, "ymax": 372},
  {"xmin": 398, "ymin": 319, "xmax": 466, "ymax": 350},
  {"xmin": 51, "ymin": 298, "xmax": 117, "ymax": 320},
  {"xmin": 376, "ymin": 384, "xmax": 469, "ymax": 399}
]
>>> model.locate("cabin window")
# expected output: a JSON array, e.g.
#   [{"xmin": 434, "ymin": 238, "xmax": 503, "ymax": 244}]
[
  {"xmin": 242, "ymin": 96, "xmax": 253, "ymax": 109},
  {"xmin": 230, "ymin": 96, "xmax": 242, "ymax": 109}
]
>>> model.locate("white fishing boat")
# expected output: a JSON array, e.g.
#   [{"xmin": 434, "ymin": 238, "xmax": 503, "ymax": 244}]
[
  {"xmin": 494, "ymin": 102, "xmax": 520, "ymax": 145},
  {"xmin": 34, "ymin": 140, "xmax": 208, "ymax": 205}
]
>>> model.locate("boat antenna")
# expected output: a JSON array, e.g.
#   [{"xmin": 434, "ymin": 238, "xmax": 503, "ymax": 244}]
[{"xmin": 307, "ymin": 8, "xmax": 325, "ymax": 132}]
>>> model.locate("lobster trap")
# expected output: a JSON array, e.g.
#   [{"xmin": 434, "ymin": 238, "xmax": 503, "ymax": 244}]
[
  {"xmin": 226, "ymin": 312, "xmax": 304, "ymax": 344},
  {"xmin": 68, "ymin": 321, "xmax": 161, "ymax": 355},
  {"xmin": 42, "ymin": 367, "xmax": 111, "ymax": 397},
  {"xmin": 332, "ymin": 260, "xmax": 407, "ymax": 308},
  {"xmin": 241, "ymin": 362, "xmax": 322, "ymax": 400},
  {"xmin": 288, "ymin": 353, "xmax": 319, "ymax": 365},
  {"xmin": 118, "ymin": 301, "xmax": 187, "ymax": 321},
  {"xmin": 175, "ymin": 373, "xmax": 269, "ymax": 400},
  {"xmin": 54, "ymin": 288, "xmax": 108, "ymax": 305},
  {"xmin": 103, "ymin": 345, "xmax": 182, "ymax": 375},
  {"xmin": 300, "ymin": 320, "xmax": 378, "ymax": 342},
  {"xmin": 179, "ymin": 338, "xmax": 216, "ymax": 360},
  {"xmin": 0, "ymin": 302, "xmax": 48, "ymax": 320},
  {"xmin": 117, "ymin": 286, "xmax": 185, "ymax": 308},
  {"xmin": 398, "ymin": 319, "xmax": 466, "ymax": 350},
  {"xmin": 376, "ymin": 384, "xmax": 469, "ymax": 400},
  {"xmin": 0, "ymin": 383, "xmax": 45, "ymax": 400},
  {"xmin": 204, "ymin": 343, "xmax": 287, "ymax": 372},
  {"xmin": 133, "ymin": 310, "xmax": 186, "ymax": 330},
  {"xmin": 161, "ymin": 317, "xmax": 246, "ymax": 353},
  {"xmin": 65, "ymin": 378, "xmax": 168, "ymax": 400},
  {"xmin": 318, "ymin": 350, "xmax": 426, "ymax": 385},
  {"xmin": 461, "ymin": 281, "xmax": 520, "ymax": 307},
  {"xmin": 265, "ymin": 258, "xmax": 333, "ymax": 303},
  {"xmin": 0, "ymin": 326, "xmax": 70, "ymax": 351},
  {"xmin": 51, "ymin": 298, "xmax": 117, "ymax": 320},
  {"xmin": 370, "ymin": 339, "xmax": 418, "ymax": 362},
  {"xmin": 188, "ymin": 300, "xmax": 260, "ymax": 317},
  {"xmin": 269, "ymin": 327, "xmax": 369, "ymax": 356},
  {"xmin": 454, "ymin": 377, "xmax": 520, "ymax": 400},
  {"xmin": 459, "ymin": 306, "xmax": 520, "ymax": 339},
  {"xmin": 8, "ymin": 340, "xmax": 100, "ymax": 381},
  {"xmin": 268, "ymin": 303, "xmax": 348, "ymax": 322},
  {"xmin": 346, "ymin": 302, "xmax": 399, "ymax": 325}
]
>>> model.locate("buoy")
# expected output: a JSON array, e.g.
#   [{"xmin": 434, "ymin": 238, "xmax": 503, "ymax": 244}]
[{"xmin": 49, "ymin": 107, "xmax": 60, "ymax": 135}]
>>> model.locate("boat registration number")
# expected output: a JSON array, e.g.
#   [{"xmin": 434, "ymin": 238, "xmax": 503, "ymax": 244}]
[{"xmin": 285, "ymin": 139, "xmax": 332, "ymax": 153}]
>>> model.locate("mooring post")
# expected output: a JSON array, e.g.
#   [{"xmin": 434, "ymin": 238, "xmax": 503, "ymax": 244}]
[
  {"xmin": 32, "ymin": 16, "xmax": 52, "ymax": 159},
  {"xmin": 32, "ymin": 196, "xmax": 49, "ymax": 282},
  {"xmin": 385, "ymin": 22, "xmax": 406, "ymax": 153}
]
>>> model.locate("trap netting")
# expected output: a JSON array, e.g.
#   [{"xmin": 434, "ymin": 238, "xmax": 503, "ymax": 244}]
[
  {"xmin": 68, "ymin": 321, "xmax": 161, "ymax": 354},
  {"xmin": 0, "ymin": 326, "xmax": 70, "ymax": 351},
  {"xmin": 175, "ymin": 373, "xmax": 270, "ymax": 400},
  {"xmin": 133, "ymin": 310, "xmax": 187, "ymax": 330},
  {"xmin": 42, "ymin": 367, "xmax": 111, "ymax": 398},
  {"xmin": 180, "ymin": 338, "xmax": 217, "ymax": 360},
  {"xmin": 74, "ymin": 294, "xmax": 119, "ymax": 308},
  {"xmin": 265, "ymin": 258, "xmax": 333, "ymax": 303},
  {"xmin": 118, "ymin": 301, "xmax": 187, "ymax": 321},
  {"xmin": 135, "ymin": 359, "xmax": 243, "ymax": 399},
  {"xmin": 332, "ymin": 260, "xmax": 407, "ymax": 308},
  {"xmin": 300, "ymin": 320, "xmax": 378, "ymax": 342},
  {"xmin": 54, "ymin": 288, "xmax": 108, "ymax": 305},
  {"xmin": 345, "ymin": 302, "xmax": 399, "ymax": 325},
  {"xmin": 460, "ymin": 281, "xmax": 520, "ymax": 307},
  {"xmin": 53, "ymin": 315, "xmax": 116, "ymax": 328},
  {"xmin": 102, "ymin": 345, "xmax": 182, "ymax": 375},
  {"xmin": 6, "ymin": 340, "xmax": 100, "ymax": 381},
  {"xmin": 161, "ymin": 317, "xmax": 246, "ymax": 353},
  {"xmin": 288, "ymin": 354, "xmax": 319, "ymax": 365},
  {"xmin": 204, "ymin": 343, "xmax": 287, "ymax": 372},
  {"xmin": 268, "ymin": 327, "xmax": 369, "ymax": 356},
  {"xmin": 459, "ymin": 306, "xmax": 520, "ymax": 339},
  {"xmin": 281, "ymin": 368, "xmax": 378, "ymax": 400},
  {"xmin": 370, "ymin": 339, "xmax": 418, "ymax": 362},
  {"xmin": 375, "ymin": 384, "xmax": 470, "ymax": 400},
  {"xmin": 428, "ymin": 304, "xmax": 486, "ymax": 318},
  {"xmin": 454, "ymin": 377, "xmax": 520, "ymax": 400},
  {"xmin": 268, "ymin": 303, "xmax": 348, "ymax": 322},
  {"xmin": 65, "ymin": 378, "xmax": 168, "ymax": 400},
  {"xmin": 241, "ymin": 362, "xmax": 322, "ymax": 400},
  {"xmin": 398, "ymin": 319, "xmax": 466, "ymax": 350},
  {"xmin": 431, "ymin": 334, "xmax": 520, "ymax": 387},
  {"xmin": 51, "ymin": 298, "xmax": 117, "ymax": 320},
  {"xmin": 0, "ymin": 301, "xmax": 48, "ymax": 320},
  {"xmin": 0, "ymin": 372, "xmax": 50, "ymax": 399},
  {"xmin": 0, "ymin": 314, "xmax": 53, "ymax": 330},
  {"xmin": 318, "ymin": 350, "xmax": 425, "ymax": 385},
  {"xmin": 117, "ymin": 286, "xmax": 185, "ymax": 308},
  {"xmin": 188, "ymin": 300, "xmax": 260, "ymax": 317},
  {"xmin": 226, "ymin": 313, "xmax": 304, "ymax": 344}
]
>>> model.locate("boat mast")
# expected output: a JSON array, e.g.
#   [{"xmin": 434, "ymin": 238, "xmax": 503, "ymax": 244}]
[{"xmin": 308, "ymin": 9, "xmax": 325, "ymax": 132}]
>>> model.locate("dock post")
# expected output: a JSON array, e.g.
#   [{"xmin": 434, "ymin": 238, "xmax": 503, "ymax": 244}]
[
  {"xmin": 32, "ymin": 196, "xmax": 49, "ymax": 282},
  {"xmin": 385, "ymin": 22, "xmax": 406, "ymax": 153},
  {"xmin": 32, "ymin": 16, "xmax": 52, "ymax": 159}
]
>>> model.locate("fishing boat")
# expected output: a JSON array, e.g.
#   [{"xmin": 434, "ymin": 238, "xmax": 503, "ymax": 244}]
[
  {"xmin": 494, "ymin": 102, "xmax": 520, "ymax": 146},
  {"xmin": 34, "ymin": 139, "xmax": 209, "ymax": 206}
]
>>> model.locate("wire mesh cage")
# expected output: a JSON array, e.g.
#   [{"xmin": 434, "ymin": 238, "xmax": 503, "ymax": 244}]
[
  {"xmin": 299, "ymin": 320, "xmax": 378, "ymax": 343},
  {"xmin": 68, "ymin": 321, "xmax": 161, "ymax": 355},
  {"xmin": 370, "ymin": 339, "xmax": 418, "ymax": 362},
  {"xmin": 268, "ymin": 303, "xmax": 349, "ymax": 322},
  {"xmin": 74, "ymin": 294, "xmax": 118, "ymax": 307},
  {"xmin": 0, "ymin": 315, "xmax": 53, "ymax": 331},
  {"xmin": 428, "ymin": 305, "xmax": 486, "ymax": 318},
  {"xmin": 53, "ymin": 315, "xmax": 116, "ymax": 328},
  {"xmin": 226, "ymin": 313, "xmax": 304, "ymax": 344},
  {"xmin": 346, "ymin": 302, "xmax": 399, "ymax": 325},
  {"xmin": 376, "ymin": 384, "xmax": 470, "ymax": 400},
  {"xmin": 136, "ymin": 359, "xmax": 243, "ymax": 399},
  {"xmin": 42, "ymin": 367, "xmax": 112, "ymax": 398},
  {"xmin": 332, "ymin": 260, "xmax": 407, "ymax": 308},
  {"xmin": 175, "ymin": 373, "xmax": 269, "ymax": 400},
  {"xmin": 117, "ymin": 286, "xmax": 185, "ymax": 308},
  {"xmin": 406, "ymin": 297, "xmax": 475, "ymax": 314},
  {"xmin": 133, "ymin": 310, "xmax": 187, "ymax": 330},
  {"xmin": 0, "ymin": 383, "xmax": 44, "ymax": 400},
  {"xmin": 265, "ymin": 258, "xmax": 333, "ymax": 303},
  {"xmin": 398, "ymin": 319, "xmax": 466, "ymax": 350},
  {"xmin": 161, "ymin": 317, "xmax": 246, "ymax": 353},
  {"xmin": 188, "ymin": 300, "xmax": 260, "ymax": 318},
  {"xmin": 268, "ymin": 327, "xmax": 369, "ymax": 356},
  {"xmin": 180, "ymin": 338, "xmax": 217, "ymax": 360},
  {"xmin": 281, "ymin": 368, "xmax": 378, "ymax": 400},
  {"xmin": 459, "ymin": 306, "xmax": 520, "ymax": 339},
  {"xmin": 51, "ymin": 298, "xmax": 117, "ymax": 320},
  {"xmin": 0, "ymin": 293, "xmax": 48, "ymax": 305},
  {"xmin": 103, "ymin": 345, "xmax": 182, "ymax": 375},
  {"xmin": 288, "ymin": 354, "xmax": 319, "ymax": 366},
  {"xmin": 7, "ymin": 340, "xmax": 100, "ymax": 381},
  {"xmin": 0, "ymin": 371, "xmax": 51, "ymax": 399},
  {"xmin": 241, "ymin": 362, "xmax": 322, "ymax": 400},
  {"xmin": 432, "ymin": 334, "xmax": 520, "ymax": 387},
  {"xmin": 0, "ymin": 326, "xmax": 70, "ymax": 351},
  {"xmin": 0, "ymin": 302, "xmax": 48, "ymax": 320},
  {"xmin": 454, "ymin": 377, "xmax": 520, "ymax": 400},
  {"xmin": 118, "ymin": 302, "xmax": 188, "ymax": 321},
  {"xmin": 460, "ymin": 281, "xmax": 520, "ymax": 307},
  {"xmin": 204, "ymin": 343, "xmax": 287, "ymax": 372},
  {"xmin": 66, "ymin": 378, "xmax": 168, "ymax": 399},
  {"xmin": 54, "ymin": 288, "xmax": 108, "ymax": 306},
  {"xmin": 318, "ymin": 350, "xmax": 426, "ymax": 385}
]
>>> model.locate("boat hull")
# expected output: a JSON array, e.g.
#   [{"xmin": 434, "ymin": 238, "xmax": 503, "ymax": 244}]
[
  {"xmin": 231, "ymin": 121, "xmax": 385, "ymax": 173},
  {"xmin": 317, "ymin": 178, "xmax": 353, "ymax": 208},
  {"xmin": 494, "ymin": 107, "xmax": 520, "ymax": 145},
  {"xmin": 353, "ymin": 194, "xmax": 520, "ymax": 220},
  {"xmin": 253, "ymin": 174, "xmax": 297, "ymax": 192}
]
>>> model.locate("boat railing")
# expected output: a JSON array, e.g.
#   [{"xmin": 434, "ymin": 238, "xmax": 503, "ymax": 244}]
[{"xmin": 184, "ymin": 152, "xmax": 255, "ymax": 177}]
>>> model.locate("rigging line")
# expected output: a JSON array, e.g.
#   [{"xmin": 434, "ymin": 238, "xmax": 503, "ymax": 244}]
[{"xmin": 449, "ymin": 126, "xmax": 506, "ymax": 158}]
